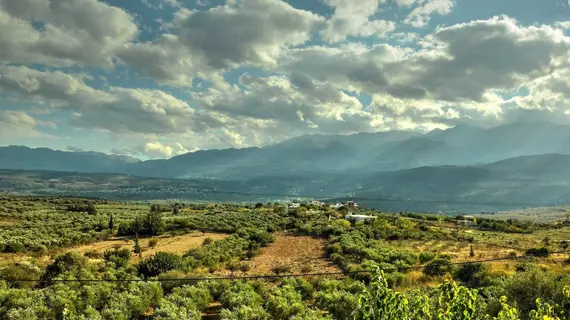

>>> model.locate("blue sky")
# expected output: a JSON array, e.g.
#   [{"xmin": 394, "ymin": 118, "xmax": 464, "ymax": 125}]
[{"xmin": 0, "ymin": 0, "xmax": 569, "ymax": 159}]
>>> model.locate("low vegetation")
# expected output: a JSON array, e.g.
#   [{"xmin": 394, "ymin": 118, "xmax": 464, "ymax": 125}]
[{"xmin": 1, "ymin": 195, "xmax": 570, "ymax": 319}]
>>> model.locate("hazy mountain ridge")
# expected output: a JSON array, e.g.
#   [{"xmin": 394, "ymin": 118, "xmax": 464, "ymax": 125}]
[
  {"xmin": 2, "ymin": 153, "xmax": 570, "ymax": 211},
  {"xmin": 3, "ymin": 122, "xmax": 570, "ymax": 181},
  {"xmin": 0, "ymin": 146, "xmax": 140, "ymax": 174}
]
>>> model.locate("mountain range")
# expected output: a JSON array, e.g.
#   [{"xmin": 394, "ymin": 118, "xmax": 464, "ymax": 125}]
[{"xmin": 2, "ymin": 121, "xmax": 570, "ymax": 211}]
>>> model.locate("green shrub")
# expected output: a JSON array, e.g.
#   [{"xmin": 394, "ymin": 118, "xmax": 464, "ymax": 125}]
[
  {"xmin": 103, "ymin": 248, "xmax": 131, "ymax": 268},
  {"xmin": 3, "ymin": 241, "xmax": 24, "ymax": 253},
  {"xmin": 84, "ymin": 250, "xmax": 104, "ymax": 259},
  {"xmin": 149, "ymin": 237, "xmax": 159, "ymax": 248},
  {"xmin": 453, "ymin": 262, "xmax": 490, "ymax": 288},
  {"xmin": 41, "ymin": 252, "xmax": 89, "ymax": 282},
  {"xmin": 419, "ymin": 251, "xmax": 436, "ymax": 263},
  {"xmin": 525, "ymin": 247, "xmax": 549, "ymax": 257},
  {"xmin": 423, "ymin": 256, "xmax": 452, "ymax": 277},
  {"xmin": 271, "ymin": 264, "xmax": 292, "ymax": 275},
  {"xmin": 138, "ymin": 252, "xmax": 183, "ymax": 278}
]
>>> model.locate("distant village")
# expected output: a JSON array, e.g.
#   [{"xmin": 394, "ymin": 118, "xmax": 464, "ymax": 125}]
[{"xmin": 285, "ymin": 200, "xmax": 360, "ymax": 209}]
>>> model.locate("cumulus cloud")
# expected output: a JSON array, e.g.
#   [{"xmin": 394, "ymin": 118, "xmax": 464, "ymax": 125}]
[
  {"xmin": 0, "ymin": 66, "xmax": 214, "ymax": 135},
  {"xmin": 142, "ymin": 0, "xmax": 182, "ymax": 10},
  {"xmin": 395, "ymin": 0, "xmax": 420, "ymax": 8},
  {"xmin": 136, "ymin": 141, "xmax": 190, "ymax": 158},
  {"xmin": 0, "ymin": 110, "xmax": 53, "ymax": 138},
  {"xmin": 321, "ymin": 0, "xmax": 395, "ymax": 43},
  {"xmin": 279, "ymin": 43, "xmax": 411, "ymax": 93},
  {"xmin": 403, "ymin": 0, "xmax": 455, "ymax": 27},
  {"xmin": 0, "ymin": 65, "xmax": 108, "ymax": 105},
  {"xmin": 0, "ymin": 0, "xmax": 138, "ymax": 68},
  {"xmin": 119, "ymin": 0, "xmax": 323, "ymax": 85},
  {"xmin": 193, "ymin": 71, "xmax": 384, "ymax": 136},
  {"xmin": 2, "ymin": 0, "xmax": 570, "ymax": 151},
  {"xmin": 385, "ymin": 16, "xmax": 570, "ymax": 102}
]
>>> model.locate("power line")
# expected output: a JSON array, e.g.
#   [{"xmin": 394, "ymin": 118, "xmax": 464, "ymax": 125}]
[{"xmin": 1, "ymin": 250, "xmax": 565, "ymax": 283}]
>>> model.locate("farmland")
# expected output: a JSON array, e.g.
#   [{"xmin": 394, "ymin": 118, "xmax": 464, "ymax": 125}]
[{"xmin": 0, "ymin": 195, "xmax": 570, "ymax": 319}]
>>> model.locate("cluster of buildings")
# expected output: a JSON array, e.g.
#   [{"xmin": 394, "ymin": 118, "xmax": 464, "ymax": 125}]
[{"xmin": 285, "ymin": 200, "xmax": 360, "ymax": 209}]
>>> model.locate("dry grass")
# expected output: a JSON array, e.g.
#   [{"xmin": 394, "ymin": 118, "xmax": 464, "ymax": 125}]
[
  {"xmin": 66, "ymin": 232, "xmax": 228, "ymax": 262},
  {"xmin": 0, "ymin": 218, "xmax": 19, "ymax": 226},
  {"xmin": 241, "ymin": 232, "xmax": 340, "ymax": 275}
]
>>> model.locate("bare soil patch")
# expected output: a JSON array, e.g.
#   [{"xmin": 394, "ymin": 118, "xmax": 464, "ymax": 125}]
[
  {"xmin": 245, "ymin": 232, "xmax": 340, "ymax": 274},
  {"xmin": 0, "ymin": 218, "xmax": 19, "ymax": 226}
]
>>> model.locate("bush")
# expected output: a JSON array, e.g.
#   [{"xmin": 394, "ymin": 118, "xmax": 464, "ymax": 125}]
[
  {"xmin": 84, "ymin": 250, "xmax": 104, "ymax": 259},
  {"xmin": 118, "ymin": 211, "xmax": 166, "ymax": 237},
  {"xmin": 138, "ymin": 252, "xmax": 183, "ymax": 278},
  {"xmin": 271, "ymin": 264, "xmax": 292, "ymax": 275},
  {"xmin": 41, "ymin": 252, "xmax": 89, "ymax": 282},
  {"xmin": 3, "ymin": 241, "xmax": 24, "ymax": 253},
  {"xmin": 149, "ymin": 237, "xmax": 159, "ymax": 248},
  {"xmin": 419, "ymin": 251, "xmax": 436, "ymax": 263},
  {"xmin": 0, "ymin": 262, "xmax": 42, "ymax": 288},
  {"xmin": 423, "ymin": 256, "xmax": 452, "ymax": 277},
  {"xmin": 103, "ymin": 248, "xmax": 132, "ymax": 268},
  {"xmin": 266, "ymin": 285, "xmax": 307, "ymax": 319},
  {"xmin": 500, "ymin": 267, "xmax": 569, "ymax": 318},
  {"xmin": 453, "ymin": 262, "xmax": 490, "ymax": 288},
  {"xmin": 525, "ymin": 247, "xmax": 549, "ymax": 257}
]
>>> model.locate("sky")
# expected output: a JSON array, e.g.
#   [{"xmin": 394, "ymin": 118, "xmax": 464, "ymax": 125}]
[{"xmin": 0, "ymin": 0, "xmax": 569, "ymax": 159}]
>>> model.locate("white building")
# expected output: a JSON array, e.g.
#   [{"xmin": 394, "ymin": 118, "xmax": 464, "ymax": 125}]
[
  {"xmin": 345, "ymin": 212, "xmax": 377, "ymax": 222},
  {"xmin": 286, "ymin": 202, "xmax": 300, "ymax": 208},
  {"xmin": 311, "ymin": 200, "xmax": 324, "ymax": 206}
]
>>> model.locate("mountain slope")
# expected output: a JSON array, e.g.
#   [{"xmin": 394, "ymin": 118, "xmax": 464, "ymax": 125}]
[
  {"xmin": 0, "ymin": 146, "xmax": 139, "ymax": 173},
  {"xmin": 3, "ymin": 153, "xmax": 570, "ymax": 211},
  {"xmin": 3, "ymin": 122, "xmax": 570, "ymax": 179},
  {"xmin": 353, "ymin": 153, "xmax": 570, "ymax": 206}
]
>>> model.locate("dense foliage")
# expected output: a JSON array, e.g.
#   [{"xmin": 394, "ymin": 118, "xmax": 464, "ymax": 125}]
[{"xmin": 1, "ymin": 195, "xmax": 570, "ymax": 319}]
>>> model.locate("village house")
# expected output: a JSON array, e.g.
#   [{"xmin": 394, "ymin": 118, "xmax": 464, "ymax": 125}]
[
  {"xmin": 286, "ymin": 202, "xmax": 300, "ymax": 208},
  {"xmin": 346, "ymin": 201, "xmax": 359, "ymax": 208},
  {"xmin": 345, "ymin": 212, "xmax": 377, "ymax": 222}
]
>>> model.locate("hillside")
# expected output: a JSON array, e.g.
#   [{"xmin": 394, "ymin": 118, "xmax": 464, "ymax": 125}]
[
  {"xmin": 4, "ymin": 122, "xmax": 570, "ymax": 179},
  {"xmin": 0, "ymin": 146, "xmax": 139, "ymax": 173},
  {"xmin": 3, "ymin": 153, "xmax": 570, "ymax": 211}
]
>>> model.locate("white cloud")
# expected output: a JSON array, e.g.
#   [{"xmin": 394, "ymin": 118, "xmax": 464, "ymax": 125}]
[
  {"xmin": 193, "ymin": 72, "xmax": 384, "ymax": 137},
  {"xmin": 0, "ymin": 65, "xmax": 109, "ymax": 105},
  {"xmin": 403, "ymin": 0, "xmax": 455, "ymax": 28},
  {"xmin": 137, "ymin": 141, "xmax": 190, "ymax": 158},
  {"xmin": 321, "ymin": 0, "xmax": 395, "ymax": 43},
  {"xmin": 142, "ymin": 0, "xmax": 182, "ymax": 10},
  {"xmin": 385, "ymin": 16, "xmax": 570, "ymax": 102},
  {"xmin": 0, "ymin": 110, "xmax": 53, "ymax": 138},
  {"xmin": 0, "ymin": 66, "xmax": 213, "ymax": 135},
  {"xmin": 395, "ymin": 0, "xmax": 420, "ymax": 8},
  {"xmin": 119, "ymin": 0, "xmax": 324, "ymax": 85},
  {"xmin": 0, "ymin": 0, "xmax": 138, "ymax": 68},
  {"xmin": 555, "ymin": 21, "xmax": 570, "ymax": 29},
  {"xmin": 279, "ymin": 43, "xmax": 411, "ymax": 93}
]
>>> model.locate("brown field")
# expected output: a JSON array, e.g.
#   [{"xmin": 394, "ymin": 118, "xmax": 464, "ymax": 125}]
[
  {"xmin": 66, "ymin": 232, "xmax": 228, "ymax": 262},
  {"xmin": 487, "ymin": 205, "xmax": 570, "ymax": 222},
  {"xmin": 0, "ymin": 232, "xmax": 229, "ymax": 266},
  {"xmin": 243, "ymin": 232, "xmax": 340, "ymax": 275},
  {"xmin": 0, "ymin": 218, "xmax": 19, "ymax": 226}
]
